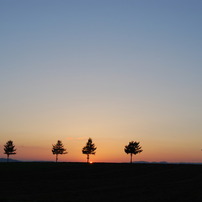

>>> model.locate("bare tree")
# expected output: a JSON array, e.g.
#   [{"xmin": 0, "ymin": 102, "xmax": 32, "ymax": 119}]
[
  {"xmin": 4, "ymin": 140, "xmax": 16, "ymax": 162},
  {"xmin": 124, "ymin": 141, "xmax": 143, "ymax": 163},
  {"xmin": 52, "ymin": 140, "xmax": 67, "ymax": 162},
  {"xmin": 82, "ymin": 138, "xmax": 97, "ymax": 163}
]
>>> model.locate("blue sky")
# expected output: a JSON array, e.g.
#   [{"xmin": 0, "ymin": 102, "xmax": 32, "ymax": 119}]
[{"xmin": 0, "ymin": 0, "xmax": 202, "ymax": 162}]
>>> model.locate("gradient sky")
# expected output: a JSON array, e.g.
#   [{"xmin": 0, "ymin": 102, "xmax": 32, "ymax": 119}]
[{"xmin": 0, "ymin": 0, "xmax": 202, "ymax": 162}]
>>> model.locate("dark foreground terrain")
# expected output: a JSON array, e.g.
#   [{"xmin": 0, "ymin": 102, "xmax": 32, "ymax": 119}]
[{"xmin": 0, "ymin": 162, "xmax": 202, "ymax": 202}]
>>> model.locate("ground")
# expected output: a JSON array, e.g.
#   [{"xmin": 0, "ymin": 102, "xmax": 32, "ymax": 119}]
[{"xmin": 0, "ymin": 162, "xmax": 202, "ymax": 202}]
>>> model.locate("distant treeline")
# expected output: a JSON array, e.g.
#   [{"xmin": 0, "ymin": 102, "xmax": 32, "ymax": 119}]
[{"xmin": 3, "ymin": 139, "xmax": 143, "ymax": 163}]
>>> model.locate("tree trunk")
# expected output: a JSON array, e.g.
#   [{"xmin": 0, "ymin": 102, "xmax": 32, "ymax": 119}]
[
  {"xmin": 87, "ymin": 154, "xmax": 89, "ymax": 163},
  {"xmin": 130, "ymin": 153, "xmax": 133, "ymax": 164},
  {"xmin": 7, "ymin": 154, "xmax": 9, "ymax": 163},
  {"xmin": 56, "ymin": 154, "xmax": 58, "ymax": 163}
]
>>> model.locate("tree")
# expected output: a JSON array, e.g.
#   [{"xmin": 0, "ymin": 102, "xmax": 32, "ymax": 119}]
[
  {"xmin": 82, "ymin": 138, "xmax": 97, "ymax": 163},
  {"xmin": 52, "ymin": 140, "xmax": 67, "ymax": 162},
  {"xmin": 4, "ymin": 140, "xmax": 17, "ymax": 162},
  {"xmin": 124, "ymin": 141, "xmax": 143, "ymax": 163}
]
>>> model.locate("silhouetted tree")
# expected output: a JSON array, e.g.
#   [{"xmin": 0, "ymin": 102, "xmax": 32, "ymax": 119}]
[
  {"xmin": 82, "ymin": 138, "xmax": 97, "ymax": 163},
  {"xmin": 52, "ymin": 140, "xmax": 67, "ymax": 162},
  {"xmin": 4, "ymin": 140, "xmax": 16, "ymax": 162},
  {"xmin": 124, "ymin": 141, "xmax": 143, "ymax": 163}
]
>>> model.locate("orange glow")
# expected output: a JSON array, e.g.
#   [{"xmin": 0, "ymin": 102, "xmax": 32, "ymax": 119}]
[{"xmin": 2, "ymin": 131, "xmax": 202, "ymax": 163}]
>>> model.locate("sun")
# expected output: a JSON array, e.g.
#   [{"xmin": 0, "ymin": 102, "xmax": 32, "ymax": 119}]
[{"xmin": 89, "ymin": 161, "xmax": 93, "ymax": 164}]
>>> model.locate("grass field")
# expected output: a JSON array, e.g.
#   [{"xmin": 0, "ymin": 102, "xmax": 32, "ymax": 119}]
[{"xmin": 0, "ymin": 162, "xmax": 202, "ymax": 202}]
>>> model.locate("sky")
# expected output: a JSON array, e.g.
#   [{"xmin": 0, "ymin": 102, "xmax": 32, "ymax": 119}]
[{"xmin": 0, "ymin": 0, "xmax": 202, "ymax": 163}]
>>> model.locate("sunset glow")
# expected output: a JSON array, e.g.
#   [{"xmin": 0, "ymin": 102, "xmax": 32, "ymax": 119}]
[{"xmin": 0, "ymin": 0, "xmax": 202, "ymax": 163}]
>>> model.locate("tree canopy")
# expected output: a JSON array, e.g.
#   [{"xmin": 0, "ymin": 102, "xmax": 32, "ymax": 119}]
[
  {"xmin": 4, "ymin": 140, "xmax": 16, "ymax": 162},
  {"xmin": 52, "ymin": 140, "xmax": 67, "ymax": 162},
  {"xmin": 82, "ymin": 138, "xmax": 97, "ymax": 163},
  {"xmin": 124, "ymin": 141, "xmax": 143, "ymax": 163}
]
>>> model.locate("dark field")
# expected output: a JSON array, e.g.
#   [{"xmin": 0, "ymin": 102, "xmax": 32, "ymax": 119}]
[{"xmin": 0, "ymin": 162, "xmax": 202, "ymax": 202}]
